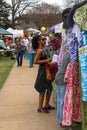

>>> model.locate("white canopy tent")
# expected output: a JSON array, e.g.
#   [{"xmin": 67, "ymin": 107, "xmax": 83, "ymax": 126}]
[
  {"xmin": 7, "ymin": 28, "xmax": 24, "ymax": 38},
  {"xmin": 27, "ymin": 28, "xmax": 41, "ymax": 34}
]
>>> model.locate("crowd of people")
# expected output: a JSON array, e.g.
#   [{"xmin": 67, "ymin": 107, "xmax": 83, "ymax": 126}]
[
  {"xmin": 15, "ymin": 34, "xmax": 36, "ymax": 67},
  {"xmin": 0, "ymin": 36, "xmax": 13, "ymax": 50},
  {"xmin": 14, "ymin": 0, "xmax": 87, "ymax": 129},
  {"xmin": 15, "ymin": 31, "xmax": 61, "ymax": 68}
]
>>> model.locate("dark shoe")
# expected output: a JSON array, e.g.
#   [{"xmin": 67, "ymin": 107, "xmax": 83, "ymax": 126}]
[
  {"xmin": 29, "ymin": 66, "xmax": 32, "ymax": 68},
  {"xmin": 60, "ymin": 123, "xmax": 62, "ymax": 126},
  {"xmin": 44, "ymin": 105, "xmax": 55, "ymax": 110},
  {"xmin": 60, "ymin": 124, "xmax": 72, "ymax": 128},
  {"xmin": 37, "ymin": 108, "xmax": 50, "ymax": 113},
  {"xmin": 59, "ymin": 123, "xmax": 67, "ymax": 128}
]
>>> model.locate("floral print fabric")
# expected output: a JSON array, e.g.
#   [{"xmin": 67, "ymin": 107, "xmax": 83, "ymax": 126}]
[
  {"xmin": 58, "ymin": 40, "xmax": 64, "ymax": 68},
  {"xmin": 62, "ymin": 61, "xmax": 81, "ymax": 126},
  {"xmin": 78, "ymin": 30, "xmax": 87, "ymax": 101},
  {"xmin": 70, "ymin": 32, "xmax": 78, "ymax": 61},
  {"xmin": 79, "ymin": 30, "xmax": 87, "ymax": 48},
  {"xmin": 73, "ymin": 3, "xmax": 87, "ymax": 31},
  {"xmin": 79, "ymin": 46, "xmax": 87, "ymax": 101},
  {"xmin": 58, "ymin": 29, "xmax": 71, "ymax": 67}
]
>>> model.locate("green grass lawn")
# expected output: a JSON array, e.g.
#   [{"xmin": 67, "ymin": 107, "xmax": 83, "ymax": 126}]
[{"xmin": 0, "ymin": 56, "xmax": 15, "ymax": 89}]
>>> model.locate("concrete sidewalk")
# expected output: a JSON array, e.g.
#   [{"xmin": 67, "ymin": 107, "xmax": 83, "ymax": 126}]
[{"xmin": 0, "ymin": 59, "xmax": 64, "ymax": 130}]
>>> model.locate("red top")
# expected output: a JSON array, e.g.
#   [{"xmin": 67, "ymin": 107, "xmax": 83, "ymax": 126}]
[{"xmin": 51, "ymin": 38, "xmax": 60, "ymax": 50}]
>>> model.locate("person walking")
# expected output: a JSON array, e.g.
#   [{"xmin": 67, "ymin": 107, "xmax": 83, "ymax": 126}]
[
  {"xmin": 28, "ymin": 35, "xmax": 36, "ymax": 68},
  {"xmin": 32, "ymin": 34, "xmax": 55, "ymax": 113},
  {"xmin": 15, "ymin": 37, "xmax": 25, "ymax": 67},
  {"xmin": 23, "ymin": 35, "xmax": 30, "ymax": 59}
]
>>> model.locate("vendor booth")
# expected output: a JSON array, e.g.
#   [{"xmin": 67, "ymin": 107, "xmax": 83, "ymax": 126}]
[{"xmin": 66, "ymin": 1, "xmax": 87, "ymax": 130}]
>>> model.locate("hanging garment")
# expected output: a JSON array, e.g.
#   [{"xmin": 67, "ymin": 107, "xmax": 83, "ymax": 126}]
[
  {"xmin": 76, "ymin": 27, "xmax": 87, "ymax": 101},
  {"xmin": 70, "ymin": 24, "xmax": 81, "ymax": 62},
  {"xmin": 73, "ymin": 3, "xmax": 87, "ymax": 31},
  {"xmin": 62, "ymin": 61, "xmax": 81, "ymax": 126},
  {"xmin": 58, "ymin": 29, "xmax": 71, "ymax": 68},
  {"xmin": 67, "ymin": 0, "xmax": 87, "ymax": 27}
]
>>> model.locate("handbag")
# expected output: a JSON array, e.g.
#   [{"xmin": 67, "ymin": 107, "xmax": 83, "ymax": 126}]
[{"xmin": 46, "ymin": 62, "xmax": 58, "ymax": 81}]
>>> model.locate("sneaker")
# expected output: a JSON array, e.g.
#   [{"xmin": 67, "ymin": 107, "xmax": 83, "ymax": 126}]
[{"xmin": 37, "ymin": 108, "xmax": 50, "ymax": 113}]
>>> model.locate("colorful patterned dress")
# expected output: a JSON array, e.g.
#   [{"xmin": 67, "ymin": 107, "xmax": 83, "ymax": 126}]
[{"xmin": 62, "ymin": 61, "xmax": 81, "ymax": 126}]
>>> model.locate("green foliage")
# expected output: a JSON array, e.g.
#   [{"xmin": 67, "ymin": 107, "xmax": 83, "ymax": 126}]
[
  {"xmin": 0, "ymin": 0, "xmax": 11, "ymax": 29},
  {"xmin": 0, "ymin": 56, "xmax": 15, "ymax": 89}
]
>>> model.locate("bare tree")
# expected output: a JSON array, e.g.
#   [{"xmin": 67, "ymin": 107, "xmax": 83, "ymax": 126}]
[
  {"xmin": 10, "ymin": 0, "xmax": 41, "ymax": 28},
  {"xmin": 17, "ymin": 3, "xmax": 62, "ymax": 29},
  {"xmin": 32, "ymin": 2, "xmax": 60, "ymax": 14}
]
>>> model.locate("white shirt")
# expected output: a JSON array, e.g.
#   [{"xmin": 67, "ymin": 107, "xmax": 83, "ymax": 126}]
[
  {"xmin": 23, "ymin": 38, "xmax": 30, "ymax": 50},
  {"xmin": 45, "ymin": 36, "xmax": 50, "ymax": 46}
]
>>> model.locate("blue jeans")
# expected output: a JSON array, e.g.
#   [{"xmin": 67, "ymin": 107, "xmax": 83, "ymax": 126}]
[
  {"xmin": 56, "ymin": 84, "xmax": 67, "ymax": 124},
  {"xmin": 24, "ymin": 46, "xmax": 28, "ymax": 59},
  {"xmin": 29, "ymin": 53, "xmax": 36, "ymax": 67},
  {"xmin": 16, "ymin": 52, "xmax": 24, "ymax": 66}
]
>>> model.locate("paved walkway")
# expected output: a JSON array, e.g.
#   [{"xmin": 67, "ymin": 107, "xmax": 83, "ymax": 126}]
[{"xmin": 0, "ymin": 59, "xmax": 64, "ymax": 130}]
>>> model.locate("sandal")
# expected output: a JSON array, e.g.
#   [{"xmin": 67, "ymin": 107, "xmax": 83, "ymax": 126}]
[
  {"xmin": 37, "ymin": 108, "xmax": 50, "ymax": 113},
  {"xmin": 44, "ymin": 105, "xmax": 55, "ymax": 110}
]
